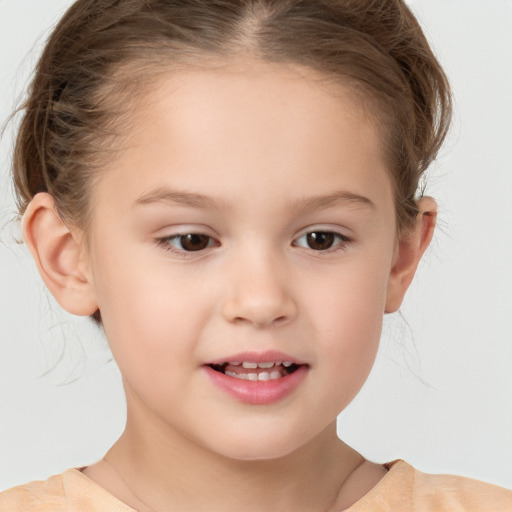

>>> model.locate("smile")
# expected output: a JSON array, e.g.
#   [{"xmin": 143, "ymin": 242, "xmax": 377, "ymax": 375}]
[
  {"xmin": 204, "ymin": 353, "xmax": 308, "ymax": 405},
  {"xmin": 209, "ymin": 361, "xmax": 300, "ymax": 381}
]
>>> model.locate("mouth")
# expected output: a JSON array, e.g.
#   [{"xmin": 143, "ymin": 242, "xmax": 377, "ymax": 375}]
[
  {"xmin": 204, "ymin": 354, "xmax": 308, "ymax": 404},
  {"xmin": 208, "ymin": 361, "xmax": 301, "ymax": 382}
]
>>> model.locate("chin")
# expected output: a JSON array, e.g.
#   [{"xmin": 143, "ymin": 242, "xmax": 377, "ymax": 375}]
[{"xmin": 203, "ymin": 423, "xmax": 318, "ymax": 463}]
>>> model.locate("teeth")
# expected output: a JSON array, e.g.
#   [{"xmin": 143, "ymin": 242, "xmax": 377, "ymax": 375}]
[
  {"xmin": 220, "ymin": 361, "xmax": 297, "ymax": 379},
  {"xmin": 239, "ymin": 361, "xmax": 288, "ymax": 369},
  {"xmin": 224, "ymin": 370, "xmax": 283, "ymax": 381}
]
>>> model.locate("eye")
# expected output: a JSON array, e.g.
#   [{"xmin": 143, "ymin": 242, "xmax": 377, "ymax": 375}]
[
  {"xmin": 158, "ymin": 233, "xmax": 217, "ymax": 252},
  {"xmin": 294, "ymin": 231, "xmax": 350, "ymax": 251}
]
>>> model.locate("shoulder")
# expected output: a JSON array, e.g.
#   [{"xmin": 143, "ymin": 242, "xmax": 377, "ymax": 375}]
[
  {"xmin": 0, "ymin": 472, "xmax": 68, "ymax": 511},
  {"xmin": 409, "ymin": 465, "xmax": 512, "ymax": 511},
  {"xmin": 0, "ymin": 469, "xmax": 135, "ymax": 512},
  {"xmin": 347, "ymin": 460, "xmax": 512, "ymax": 512}
]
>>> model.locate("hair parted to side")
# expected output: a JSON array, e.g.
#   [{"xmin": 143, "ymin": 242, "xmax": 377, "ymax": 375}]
[{"xmin": 13, "ymin": 0, "xmax": 451, "ymax": 234}]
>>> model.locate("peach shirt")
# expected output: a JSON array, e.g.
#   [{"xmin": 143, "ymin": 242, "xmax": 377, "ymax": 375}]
[{"xmin": 1, "ymin": 460, "xmax": 511, "ymax": 511}]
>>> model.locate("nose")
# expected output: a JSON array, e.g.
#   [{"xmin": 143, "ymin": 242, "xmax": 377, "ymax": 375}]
[{"xmin": 221, "ymin": 250, "xmax": 297, "ymax": 328}]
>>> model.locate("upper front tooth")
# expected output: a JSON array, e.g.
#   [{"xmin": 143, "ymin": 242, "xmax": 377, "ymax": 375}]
[
  {"xmin": 242, "ymin": 362, "xmax": 258, "ymax": 369},
  {"xmin": 257, "ymin": 362, "xmax": 275, "ymax": 369}
]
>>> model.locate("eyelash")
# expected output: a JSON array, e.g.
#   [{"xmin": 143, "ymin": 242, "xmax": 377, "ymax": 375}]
[
  {"xmin": 155, "ymin": 233, "xmax": 219, "ymax": 258},
  {"xmin": 293, "ymin": 231, "xmax": 352, "ymax": 252},
  {"xmin": 155, "ymin": 230, "xmax": 352, "ymax": 257}
]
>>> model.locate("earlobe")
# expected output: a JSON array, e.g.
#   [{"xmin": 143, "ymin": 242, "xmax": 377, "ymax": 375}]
[
  {"xmin": 22, "ymin": 193, "xmax": 98, "ymax": 316},
  {"xmin": 385, "ymin": 197, "xmax": 437, "ymax": 313}
]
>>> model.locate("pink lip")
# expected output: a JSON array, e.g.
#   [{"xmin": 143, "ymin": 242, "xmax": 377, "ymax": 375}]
[{"xmin": 203, "ymin": 351, "xmax": 309, "ymax": 405}]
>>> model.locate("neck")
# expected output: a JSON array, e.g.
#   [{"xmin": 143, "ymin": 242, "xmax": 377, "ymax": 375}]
[{"xmin": 101, "ymin": 408, "xmax": 363, "ymax": 512}]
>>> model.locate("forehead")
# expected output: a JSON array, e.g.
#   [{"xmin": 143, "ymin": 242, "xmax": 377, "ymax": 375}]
[{"xmin": 92, "ymin": 61, "xmax": 394, "ymax": 220}]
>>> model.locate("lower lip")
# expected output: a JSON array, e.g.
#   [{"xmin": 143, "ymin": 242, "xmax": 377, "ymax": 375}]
[{"xmin": 203, "ymin": 365, "xmax": 308, "ymax": 405}]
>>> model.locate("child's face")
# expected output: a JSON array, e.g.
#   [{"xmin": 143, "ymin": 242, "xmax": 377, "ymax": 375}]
[{"xmin": 83, "ymin": 62, "xmax": 400, "ymax": 460}]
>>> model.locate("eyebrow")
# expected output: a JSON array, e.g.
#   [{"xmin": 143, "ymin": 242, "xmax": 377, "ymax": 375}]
[
  {"xmin": 135, "ymin": 187, "xmax": 375, "ymax": 211},
  {"xmin": 292, "ymin": 190, "xmax": 376, "ymax": 212},
  {"xmin": 135, "ymin": 188, "xmax": 225, "ymax": 210}
]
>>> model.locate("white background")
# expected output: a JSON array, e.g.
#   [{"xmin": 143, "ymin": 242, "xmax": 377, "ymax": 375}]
[{"xmin": 1, "ymin": 0, "xmax": 511, "ymax": 492}]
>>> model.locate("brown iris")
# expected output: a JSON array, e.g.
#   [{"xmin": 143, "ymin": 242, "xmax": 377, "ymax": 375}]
[
  {"xmin": 180, "ymin": 234, "xmax": 211, "ymax": 251},
  {"xmin": 306, "ymin": 232, "xmax": 336, "ymax": 250}
]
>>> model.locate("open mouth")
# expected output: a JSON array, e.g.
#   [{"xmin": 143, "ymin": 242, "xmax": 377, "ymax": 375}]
[{"xmin": 208, "ymin": 361, "xmax": 301, "ymax": 382}]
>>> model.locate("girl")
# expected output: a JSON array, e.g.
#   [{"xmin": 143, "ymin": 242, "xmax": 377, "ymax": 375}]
[{"xmin": 1, "ymin": 0, "xmax": 511, "ymax": 510}]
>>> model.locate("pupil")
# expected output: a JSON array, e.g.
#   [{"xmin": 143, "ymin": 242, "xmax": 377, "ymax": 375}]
[
  {"xmin": 307, "ymin": 232, "xmax": 334, "ymax": 250},
  {"xmin": 181, "ymin": 234, "xmax": 209, "ymax": 251}
]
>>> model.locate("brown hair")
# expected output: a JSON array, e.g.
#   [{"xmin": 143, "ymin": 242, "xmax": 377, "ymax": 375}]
[{"xmin": 12, "ymin": 0, "xmax": 451, "ymax": 232}]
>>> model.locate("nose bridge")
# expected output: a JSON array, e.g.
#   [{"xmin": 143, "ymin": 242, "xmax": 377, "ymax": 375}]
[{"xmin": 221, "ymin": 241, "xmax": 297, "ymax": 327}]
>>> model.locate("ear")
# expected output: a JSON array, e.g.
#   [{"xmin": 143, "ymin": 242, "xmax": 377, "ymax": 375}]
[
  {"xmin": 385, "ymin": 196, "xmax": 437, "ymax": 313},
  {"xmin": 22, "ymin": 192, "xmax": 98, "ymax": 316}
]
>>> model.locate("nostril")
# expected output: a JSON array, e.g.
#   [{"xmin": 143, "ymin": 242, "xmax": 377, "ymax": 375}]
[{"xmin": 243, "ymin": 315, "xmax": 289, "ymax": 328}]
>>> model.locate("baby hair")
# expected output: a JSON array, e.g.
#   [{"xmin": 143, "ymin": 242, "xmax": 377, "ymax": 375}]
[{"xmin": 13, "ymin": 0, "xmax": 451, "ymax": 236}]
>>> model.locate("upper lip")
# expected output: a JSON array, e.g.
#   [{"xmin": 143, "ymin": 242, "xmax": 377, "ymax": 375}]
[{"xmin": 205, "ymin": 350, "xmax": 307, "ymax": 366}]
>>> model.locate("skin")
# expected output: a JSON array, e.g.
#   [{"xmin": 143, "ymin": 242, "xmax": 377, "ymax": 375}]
[{"xmin": 23, "ymin": 61, "xmax": 436, "ymax": 511}]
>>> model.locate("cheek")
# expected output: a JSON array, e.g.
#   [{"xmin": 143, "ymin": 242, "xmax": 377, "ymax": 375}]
[
  {"xmin": 307, "ymin": 254, "xmax": 389, "ymax": 336},
  {"xmin": 90, "ymin": 248, "xmax": 205, "ymax": 375},
  {"xmin": 304, "ymin": 257, "xmax": 390, "ymax": 395}
]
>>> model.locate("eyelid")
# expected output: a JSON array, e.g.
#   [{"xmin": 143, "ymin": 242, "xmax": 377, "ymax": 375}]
[
  {"xmin": 293, "ymin": 227, "xmax": 353, "ymax": 252},
  {"xmin": 153, "ymin": 224, "xmax": 353, "ymax": 258},
  {"xmin": 154, "ymin": 229, "xmax": 220, "ymax": 258}
]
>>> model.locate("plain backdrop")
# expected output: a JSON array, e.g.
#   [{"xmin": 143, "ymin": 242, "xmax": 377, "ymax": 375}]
[{"xmin": 1, "ymin": 0, "xmax": 511, "ymax": 492}]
